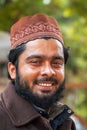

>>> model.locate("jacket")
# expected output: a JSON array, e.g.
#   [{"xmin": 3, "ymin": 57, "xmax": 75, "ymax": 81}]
[{"xmin": 0, "ymin": 83, "xmax": 76, "ymax": 130}]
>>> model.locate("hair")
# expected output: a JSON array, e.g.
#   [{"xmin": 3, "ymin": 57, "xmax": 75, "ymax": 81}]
[{"xmin": 8, "ymin": 38, "xmax": 70, "ymax": 81}]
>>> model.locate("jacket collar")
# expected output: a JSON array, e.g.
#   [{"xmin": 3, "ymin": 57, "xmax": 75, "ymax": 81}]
[{"xmin": 1, "ymin": 83, "xmax": 40, "ymax": 127}]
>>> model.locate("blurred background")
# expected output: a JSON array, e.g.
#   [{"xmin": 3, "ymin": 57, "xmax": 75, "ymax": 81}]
[{"xmin": 0, "ymin": 0, "xmax": 87, "ymax": 129}]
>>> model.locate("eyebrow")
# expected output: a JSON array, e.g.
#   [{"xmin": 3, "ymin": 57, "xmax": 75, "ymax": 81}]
[
  {"xmin": 25, "ymin": 55, "xmax": 45, "ymax": 61},
  {"xmin": 52, "ymin": 56, "xmax": 64, "ymax": 61},
  {"xmin": 25, "ymin": 55, "xmax": 64, "ymax": 61}
]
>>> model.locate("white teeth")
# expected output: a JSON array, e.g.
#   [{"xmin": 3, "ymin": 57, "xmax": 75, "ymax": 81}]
[{"xmin": 39, "ymin": 83, "xmax": 52, "ymax": 86}]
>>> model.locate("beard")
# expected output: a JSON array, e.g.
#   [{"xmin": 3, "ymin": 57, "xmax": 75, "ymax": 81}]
[{"xmin": 14, "ymin": 70, "xmax": 65, "ymax": 110}]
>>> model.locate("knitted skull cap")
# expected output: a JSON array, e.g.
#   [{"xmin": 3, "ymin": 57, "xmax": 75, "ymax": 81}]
[{"xmin": 10, "ymin": 13, "xmax": 64, "ymax": 49}]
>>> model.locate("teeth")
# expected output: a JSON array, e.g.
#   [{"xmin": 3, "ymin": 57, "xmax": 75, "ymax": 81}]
[{"xmin": 39, "ymin": 83, "xmax": 52, "ymax": 86}]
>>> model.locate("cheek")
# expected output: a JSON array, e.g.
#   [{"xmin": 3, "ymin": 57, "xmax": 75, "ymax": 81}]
[
  {"xmin": 56, "ymin": 68, "xmax": 65, "ymax": 82},
  {"xmin": 19, "ymin": 65, "xmax": 39, "ymax": 84}
]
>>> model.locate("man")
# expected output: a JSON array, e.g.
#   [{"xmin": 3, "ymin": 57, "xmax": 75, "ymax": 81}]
[{"xmin": 0, "ymin": 14, "xmax": 76, "ymax": 130}]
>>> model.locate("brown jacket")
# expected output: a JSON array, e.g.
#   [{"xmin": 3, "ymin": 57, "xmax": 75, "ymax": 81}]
[{"xmin": 0, "ymin": 83, "xmax": 76, "ymax": 130}]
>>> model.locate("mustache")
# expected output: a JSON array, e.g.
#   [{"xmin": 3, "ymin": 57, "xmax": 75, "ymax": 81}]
[{"xmin": 33, "ymin": 77, "xmax": 58, "ymax": 84}]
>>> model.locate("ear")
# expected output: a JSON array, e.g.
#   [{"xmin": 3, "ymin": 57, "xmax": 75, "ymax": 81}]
[{"xmin": 8, "ymin": 62, "xmax": 16, "ymax": 80}]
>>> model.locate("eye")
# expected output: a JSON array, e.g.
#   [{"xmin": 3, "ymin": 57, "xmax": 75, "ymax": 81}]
[
  {"xmin": 29, "ymin": 59, "xmax": 42, "ymax": 66},
  {"xmin": 52, "ymin": 60, "xmax": 64, "ymax": 68}
]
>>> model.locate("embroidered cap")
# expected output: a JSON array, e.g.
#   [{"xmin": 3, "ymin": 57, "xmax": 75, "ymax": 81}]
[{"xmin": 10, "ymin": 14, "xmax": 64, "ymax": 49}]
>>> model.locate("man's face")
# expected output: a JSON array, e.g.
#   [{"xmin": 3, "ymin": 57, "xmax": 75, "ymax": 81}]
[{"xmin": 15, "ymin": 38, "xmax": 65, "ymax": 99}]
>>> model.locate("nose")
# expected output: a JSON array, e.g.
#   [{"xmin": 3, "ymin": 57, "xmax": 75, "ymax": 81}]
[{"xmin": 41, "ymin": 62, "xmax": 56, "ymax": 77}]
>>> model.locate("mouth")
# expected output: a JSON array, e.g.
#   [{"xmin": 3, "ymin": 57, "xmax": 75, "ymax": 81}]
[
  {"xmin": 39, "ymin": 82, "xmax": 53, "ymax": 86},
  {"xmin": 33, "ymin": 77, "xmax": 58, "ymax": 93},
  {"xmin": 36, "ymin": 82, "xmax": 57, "ymax": 92}
]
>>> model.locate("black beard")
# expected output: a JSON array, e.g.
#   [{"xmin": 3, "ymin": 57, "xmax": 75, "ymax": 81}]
[{"xmin": 14, "ymin": 71, "xmax": 65, "ymax": 110}]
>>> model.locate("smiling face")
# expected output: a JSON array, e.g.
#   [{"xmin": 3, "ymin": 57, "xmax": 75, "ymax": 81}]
[{"xmin": 8, "ymin": 38, "xmax": 65, "ymax": 100}]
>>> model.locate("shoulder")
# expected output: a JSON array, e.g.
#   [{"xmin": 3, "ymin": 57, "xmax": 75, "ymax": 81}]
[
  {"xmin": 0, "ymin": 94, "xmax": 12, "ymax": 130},
  {"xmin": 50, "ymin": 103, "xmax": 76, "ymax": 130},
  {"xmin": 0, "ymin": 93, "xmax": 7, "ymax": 116},
  {"xmin": 57, "ymin": 118, "xmax": 76, "ymax": 130},
  {"xmin": 66, "ymin": 118, "xmax": 76, "ymax": 130},
  {"xmin": 59, "ymin": 104, "xmax": 76, "ymax": 130},
  {"xmin": 0, "ymin": 96, "xmax": 6, "ymax": 128},
  {"xmin": 0, "ymin": 93, "xmax": 10, "ymax": 124}
]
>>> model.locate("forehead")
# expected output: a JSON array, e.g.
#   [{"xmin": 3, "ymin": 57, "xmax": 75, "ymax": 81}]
[{"xmin": 22, "ymin": 38, "xmax": 64, "ymax": 57}]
